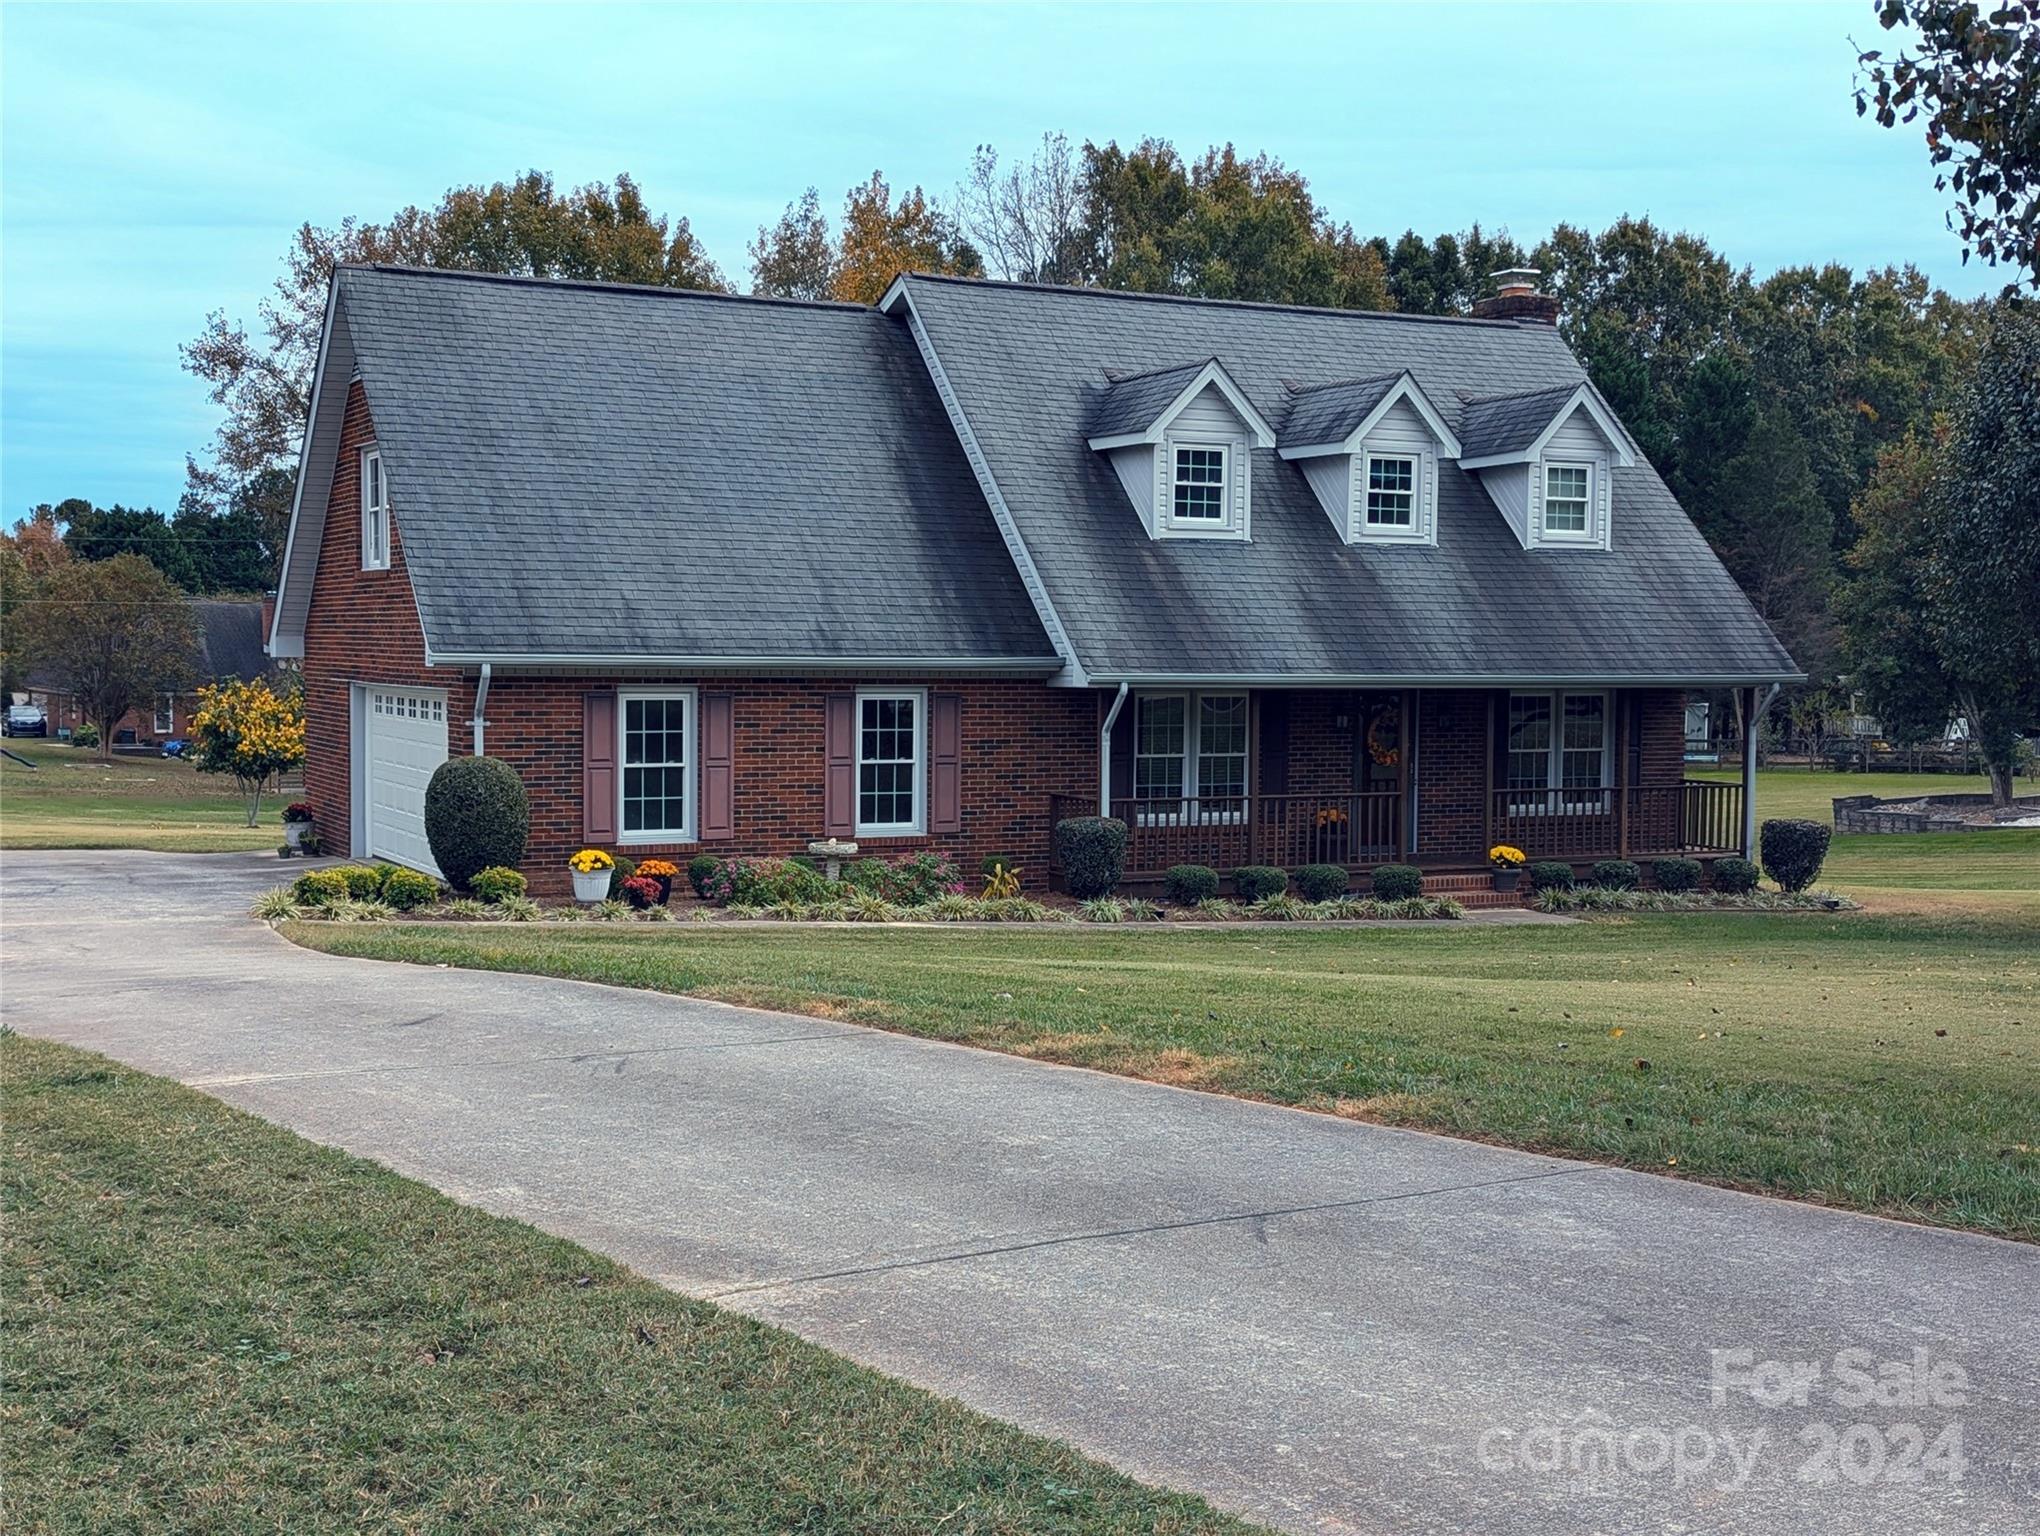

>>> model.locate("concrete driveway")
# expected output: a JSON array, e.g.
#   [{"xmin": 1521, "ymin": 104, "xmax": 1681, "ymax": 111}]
[{"xmin": 5, "ymin": 850, "xmax": 2034, "ymax": 1534}]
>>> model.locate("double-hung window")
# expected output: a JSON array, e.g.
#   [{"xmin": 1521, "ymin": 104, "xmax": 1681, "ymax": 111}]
[
  {"xmin": 1542, "ymin": 461, "xmax": 1592, "ymax": 539},
  {"xmin": 1506, "ymin": 691, "xmax": 1609, "ymax": 813},
  {"xmin": 1132, "ymin": 692, "xmax": 1249, "ymax": 823},
  {"xmin": 619, "ymin": 690, "xmax": 694, "ymax": 843},
  {"xmin": 1170, "ymin": 445, "xmax": 1228, "ymax": 525},
  {"xmin": 154, "ymin": 694, "xmax": 175, "ymax": 735},
  {"xmin": 360, "ymin": 447, "xmax": 390, "ymax": 570},
  {"xmin": 856, "ymin": 690, "xmax": 924, "ymax": 836},
  {"xmin": 1364, "ymin": 454, "xmax": 1417, "ymax": 530}
]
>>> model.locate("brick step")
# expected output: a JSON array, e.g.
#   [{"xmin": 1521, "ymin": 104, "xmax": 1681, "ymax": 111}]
[
  {"xmin": 1448, "ymin": 889, "xmax": 1531, "ymax": 909},
  {"xmin": 1420, "ymin": 873, "xmax": 1499, "ymax": 891}
]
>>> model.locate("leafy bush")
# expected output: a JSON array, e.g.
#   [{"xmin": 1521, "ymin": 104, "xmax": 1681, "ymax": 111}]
[
  {"xmin": 686, "ymin": 855, "xmax": 720, "ymax": 899},
  {"xmin": 291, "ymin": 868, "xmax": 349, "ymax": 907},
  {"xmin": 1370, "ymin": 863, "xmax": 1424, "ymax": 900},
  {"xmin": 980, "ymin": 853, "xmax": 1018, "ymax": 877},
  {"xmin": 980, "ymin": 862, "xmax": 1022, "ymax": 899},
  {"xmin": 698, "ymin": 857, "xmax": 753, "ymax": 905},
  {"xmin": 1711, "ymin": 856, "xmax": 1760, "ymax": 894},
  {"xmin": 249, "ymin": 888, "xmax": 303, "ymax": 922},
  {"xmin": 1192, "ymin": 897, "xmax": 1242, "ymax": 920},
  {"xmin": 1651, "ymin": 857, "xmax": 1702, "ymax": 893},
  {"xmin": 1054, "ymin": 817, "xmax": 1127, "ymax": 898},
  {"xmin": 424, "ymin": 756, "xmax": 530, "ymax": 891},
  {"xmin": 470, "ymin": 866, "xmax": 527, "ymax": 904},
  {"xmin": 377, "ymin": 866, "xmax": 439, "ymax": 911},
  {"xmin": 70, "ymin": 723, "xmax": 99, "ymax": 748},
  {"xmin": 1295, "ymin": 863, "xmax": 1348, "ymax": 902},
  {"xmin": 1163, "ymin": 864, "xmax": 1220, "ymax": 905},
  {"xmin": 606, "ymin": 855, "xmax": 638, "ymax": 900},
  {"xmin": 1123, "ymin": 898, "xmax": 1163, "ymax": 922},
  {"xmin": 440, "ymin": 898, "xmax": 489, "ymax": 919},
  {"xmin": 1079, "ymin": 896, "xmax": 1127, "ymax": 923},
  {"xmin": 1250, "ymin": 892, "xmax": 1310, "ymax": 920},
  {"xmin": 498, "ymin": 895, "xmax": 543, "ymax": 922},
  {"xmin": 1232, "ymin": 865, "xmax": 1288, "ymax": 902},
  {"xmin": 881, "ymin": 852, "xmax": 961, "ymax": 906},
  {"xmin": 1760, "ymin": 818, "xmax": 1832, "ymax": 892},
  {"xmin": 843, "ymin": 858, "xmax": 890, "ymax": 893},
  {"xmin": 1526, "ymin": 861, "xmax": 1575, "ymax": 893},
  {"xmin": 336, "ymin": 866, "xmax": 383, "ymax": 899},
  {"xmin": 741, "ymin": 859, "xmax": 832, "ymax": 906},
  {"xmin": 1590, "ymin": 859, "xmax": 1640, "ymax": 891}
]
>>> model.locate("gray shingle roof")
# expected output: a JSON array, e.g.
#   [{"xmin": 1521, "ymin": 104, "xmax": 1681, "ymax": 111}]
[
  {"xmin": 1276, "ymin": 372, "xmax": 1401, "ymax": 449},
  {"xmin": 895, "ymin": 274, "xmax": 1798, "ymax": 683},
  {"xmin": 1458, "ymin": 383, "xmax": 1585, "ymax": 461},
  {"xmin": 193, "ymin": 600, "xmax": 270, "ymax": 683},
  {"xmin": 1086, "ymin": 359, "xmax": 1216, "ymax": 439},
  {"xmin": 333, "ymin": 266, "xmax": 1053, "ymax": 664}
]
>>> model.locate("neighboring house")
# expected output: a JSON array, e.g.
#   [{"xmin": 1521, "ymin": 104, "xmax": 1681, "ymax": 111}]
[
  {"xmin": 268, "ymin": 264, "xmax": 1798, "ymax": 886},
  {"xmin": 30, "ymin": 597, "xmax": 277, "ymax": 747}
]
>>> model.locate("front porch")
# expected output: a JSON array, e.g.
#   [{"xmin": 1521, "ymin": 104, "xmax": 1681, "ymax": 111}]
[{"xmin": 1049, "ymin": 685, "xmax": 1755, "ymax": 885}]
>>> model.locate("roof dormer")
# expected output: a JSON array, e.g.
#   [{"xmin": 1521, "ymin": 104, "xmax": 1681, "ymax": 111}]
[
  {"xmin": 1460, "ymin": 382, "xmax": 1635, "ymax": 552},
  {"xmin": 1087, "ymin": 358, "xmax": 1276, "ymax": 542},
  {"xmin": 1276, "ymin": 371, "xmax": 1461, "ymax": 546}
]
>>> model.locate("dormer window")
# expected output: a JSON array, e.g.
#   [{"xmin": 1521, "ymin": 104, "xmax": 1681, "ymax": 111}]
[
  {"xmin": 360, "ymin": 447, "xmax": 390, "ymax": 571},
  {"xmin": 1278, "ymin": 372, "xmax": 1459, "ymax": 547},
  {"xmin": 1364, "ymin": 454, "xmax": 1417, "ymax": 530},
  {"xmin": 1171, "ymin": 445, "xmax": 1229, "ymax": 524},
  {"xmin": 1460, "ymin": 382, "xmax": 1635, "ymax": 552},
  {"xmin": 1542, "ymin": 463, "xmax": 1592, "ymax": 537}
]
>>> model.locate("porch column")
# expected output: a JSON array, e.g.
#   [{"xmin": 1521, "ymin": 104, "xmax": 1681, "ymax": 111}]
[
  {"xmin": 1614, "ymin": 690, "xmax": 1629, "ymax": 857},
  {"xmin": 1740, "ymin": 685, "xmax": 1759, "ymax": 857}
]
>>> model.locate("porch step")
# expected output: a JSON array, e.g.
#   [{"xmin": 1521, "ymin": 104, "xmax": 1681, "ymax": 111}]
[
  {"xmin": 1419, "ymin": 873, "xmax": 1496, "ymax": 892},
  {"xmin": 1421, "ymin": 872, "xmax": 1529, "ymax": 909}
]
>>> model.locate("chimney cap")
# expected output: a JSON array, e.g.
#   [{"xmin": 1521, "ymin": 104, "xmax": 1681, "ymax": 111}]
[{"xmin": 1490, "ymin": 267, "xmax": 1542, "ymax": 298}]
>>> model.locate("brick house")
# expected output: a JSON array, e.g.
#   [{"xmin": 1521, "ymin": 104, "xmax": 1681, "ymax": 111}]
[
  {"xmin": 29, "ymin": 597, "xmax": 277, "ymax": 748},
  {"xmin": 267, "ymin": 265, "xmax": 1798, "ymax": 890}
]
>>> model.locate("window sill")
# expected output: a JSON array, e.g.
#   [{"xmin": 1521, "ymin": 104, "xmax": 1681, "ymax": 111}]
[
  {"xmin": 854, "ymin": 831, "xmax": 929, "ymax": 846},
  {"xmin": 618, "ymin": 832, "xmax": 698, "ymax": 848}
]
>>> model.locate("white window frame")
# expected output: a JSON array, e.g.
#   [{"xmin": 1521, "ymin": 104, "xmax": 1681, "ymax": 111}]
[
  {"xmin": 360, "ymin": 446, "xmax": 390, "ymax": 571},
  {"xmin": 1505, "ymin": 690, "xmax": 1612, "ymax": 814},
  {"xmin": 154, "ymin": 694, "xmax": 176, "ymax": 735},
  {"xmin": 1166, "ymin": 442, "xmax": 1232, "ymax": 530},
  {"xmin": 854, "ymin": 687, "xmax": 926, "ymax": 837},
  {"xmin": 1361, "ymin": 452, "xmax": 1424, "ymax": 539},
  {"xmin": 616, "ymin": 687, "xmax": 697, "ymax": 845},
  {"xmin": 1541, "ymin": 459, "xmax": 1595, "ymax": 542},
  {"xmin": 1130, "ymin": 690, "xmax": 1251, "ymax": 825}
]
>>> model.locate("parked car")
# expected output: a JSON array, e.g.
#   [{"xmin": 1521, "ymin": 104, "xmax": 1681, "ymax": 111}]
[
  {"xmin": 4, "ymin": 704, "xmax": 48, "ymax": 737},
  {"xmin": 160, "ymin": 738, "xmax": 190, "ymax": 758}
]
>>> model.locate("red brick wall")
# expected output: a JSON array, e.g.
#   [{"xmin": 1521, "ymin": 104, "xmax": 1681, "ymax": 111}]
[{"xmin": 1415, "ymin": 689, "xmax": 1489, "ymax": 860}]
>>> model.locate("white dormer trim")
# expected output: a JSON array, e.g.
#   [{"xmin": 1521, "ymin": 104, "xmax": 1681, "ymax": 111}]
[
  {"xmin": 1282, "ymin": 374, "xmax": 1456, "ymax": 547},
  {"xmin": 1275, "ymin": 371, "xmax": 1463, "ymax": 462},
  {"xmin": 1458, "ymin": 382, "xmax": 1636, "ymax": 470},
  {"xmin": 1086, "ymin": 359, "xmax": 1277, "ymax": 452}
]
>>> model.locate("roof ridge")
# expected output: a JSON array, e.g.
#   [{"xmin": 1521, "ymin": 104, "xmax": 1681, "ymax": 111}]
[
  {"xmin": 1283, "ymin": 369, "xmax": 1405, "ymax": 397},
  {"xmin": 898, "ymin": 271, "xmax": 1537, "ymax": 330},
  {"xmin": 344, "ymin": 263, "xmax": 874, "ymax": 314},
  {"xmin": 1100, "ymin": 355, "xmax": 1220, "ymax": 385},
  {"xmin": 1461, "ymin": 380, "xmax": 1584, "ymax": 405}
]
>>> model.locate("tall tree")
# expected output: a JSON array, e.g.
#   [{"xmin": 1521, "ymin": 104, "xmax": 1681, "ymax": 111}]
[
  {"xmin": 830, "ymin": 171, "xmax": 981, "ymax": 303},
  {"xmin": 1375, "ymin": 225, "xmax": 1528, "ymax": 315},
  {"xmin": 12, "ymin": 555, "xmax": 201, "ymax": 761},
  {"xmin": 749, "ymin": 187, "xmax": 837, "ymax": 299},
  {"xmin": 1856, "ymin": 0, "xmax": 2040, "ymax": 285},
  {"xmin": 958, "ymin": 133, "xmax": 1086, "ymax": 284}
]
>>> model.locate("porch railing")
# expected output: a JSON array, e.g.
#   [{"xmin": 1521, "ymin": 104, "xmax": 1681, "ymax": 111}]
[
  {"xmin": 1048, "ymin": 791, "xmax": 1404, "ymax": 878},
  {"xmin": 1490, "ymin": 780, "xmax": 1743, "ymax": 860}
]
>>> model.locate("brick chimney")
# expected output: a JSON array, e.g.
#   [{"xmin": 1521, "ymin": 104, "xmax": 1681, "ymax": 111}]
[
  {"xmin": 261, "ymin": 588, "xmax": 277, "ymax": 651},
  {"xmin": 1472, "ymin": 267, "xmax": 1559, "ymax": 325}
]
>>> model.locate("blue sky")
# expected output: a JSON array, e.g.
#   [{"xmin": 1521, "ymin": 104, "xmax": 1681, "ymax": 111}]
[{"xmin": 0, "ymin": 1, "xmax": 1982, "ymax": 518}]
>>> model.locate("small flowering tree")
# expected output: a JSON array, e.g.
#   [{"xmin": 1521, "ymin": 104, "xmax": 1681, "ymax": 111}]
[{"xmin": 189, "ymin": 679, "xmax": 307, "ymax": 826}]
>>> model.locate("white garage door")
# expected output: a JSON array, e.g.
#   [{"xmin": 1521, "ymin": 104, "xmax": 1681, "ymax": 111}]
[{"xmin": 364, "ymin": 687, "xmax": 447, "ymax": 875}]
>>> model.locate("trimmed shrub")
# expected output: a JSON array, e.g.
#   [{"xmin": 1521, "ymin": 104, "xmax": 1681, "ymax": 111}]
[
  {"xmin": 1163, "ymin": 864, "xmax": 1220, "ymax": 905},
  {"xmin": 1295, "ymin": 863, "xmax": 1349, "ymax": 902},
  {"xmin": 1651, "ymin": 857, "xmax": 1702, "ymax": 893},
  {"xmin": 1591, "ymin": 859, "xmax": 1641, "ymax": 891},
  {"xmin": 843, "ymin": 858, "xmax": 890, "ymax": 892},
  {"xmin": 879, "ymin": 852, "xmax": 961, "ymax": 907},
  {"xmin": 1054, "ymin": 816, "xmax": 1127, "ymax": 898},
  {"xmin": 338, "ymin": 865, "xmax": 383, "ymax": 899},
  {"xmin": 980, "ymin": 853, "xmax": 1020, "ymax": 877},
  {"xmin": 1760, "ymin": 818, "xmax": 1832, "ymax": 893},
  {"xmin": 686, "ymin": 855, "xmax": 719, "ymax": 899},
  {"xmin": 470, "ymin": 866, "xmax": 527, "ymax": 904},
  {"xmin": 606, "ymin": 855, "xmax": 638, "ymax": 900},
  {"xmin": 1526, "ymin": 861, "xmax": 1575, "ymax": 893},
  {"xmin": 291, "ymin": 868, "xmax": 349, "ymax": 907},
  {"xmin": 424, "ymin": 755, "xmax": 530, "ymax": 891},
  {"xmin": 377, "ymin": 866, "xmax": 439, "ymax": 911},
  {"xmin": 1711, "ymin": 856, "xmax": 1760, "ymax": 894},
  {"xmin": 1232, "ymin": 865, "xmax": 1288, "ymax": 902},
  {"xmin": 1370, "ymin": 863, "xmax": 1424, "ymax": 900}
]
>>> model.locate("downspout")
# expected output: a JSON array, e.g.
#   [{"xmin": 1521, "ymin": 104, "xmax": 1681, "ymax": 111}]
[
  {"xmin": 1741, "ymin": 682, "xmax": 1779, "ymax": 857},
  {"xmin": 1099, "ymin": 682, "xmax": 1129, "ymax": 816},
  {"xmin": 471, "ymin": 663, "xmax": 491, "ymax": 757}
]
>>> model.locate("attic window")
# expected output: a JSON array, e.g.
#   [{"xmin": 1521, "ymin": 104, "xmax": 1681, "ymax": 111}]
[
  {"xmin": 1171, "ymin": 446, "xmax": 1228, "ymax": 523},
  {"xmin": 1364, "ymin": 455, "xmax": 1416, "ymax": 529},
  {"xmin": 1543, "ymin": 462, "xmax": 1592, "ymax": 538}
]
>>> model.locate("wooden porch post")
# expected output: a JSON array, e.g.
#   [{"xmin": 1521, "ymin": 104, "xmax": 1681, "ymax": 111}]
[
  {"xmin": 1248, "ymin": 689, "xmax": 1261, "ymax": 868},
  {"xmin": 1481, "ymin": 690, "xmax": 1495, "ymax": 857},
  {"xmin": 1740, "ymin": 685, "xmax": 1760, "ymax": 857},
  {"xmin": 1614, "ymin": 690, "xmax": 1629, "ymax": 857}
]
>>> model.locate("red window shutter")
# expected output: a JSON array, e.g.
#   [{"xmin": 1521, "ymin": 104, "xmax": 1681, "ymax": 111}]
[
  {"xmin": 823, "ymin": 693, "xmax": 856, "ymax": 838},
  {"xmin": 582, "ymin": 691, "xmax": 617, "ymax": 842},
  {"xmin": 930, "ymin": 692, "xmax": 962, "ymax": 833},
  {"xmin": 700, "ymin": 692, "xmax": 734, "ymax": 841},
  {"xmin": 1108, "ymin": 697, "xmax": 1135, "ymax": 804}
]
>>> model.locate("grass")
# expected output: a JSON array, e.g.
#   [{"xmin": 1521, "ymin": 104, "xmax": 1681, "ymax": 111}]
[
  {"xmin": 290, "ymin": 907, "xmax": 2040, "ymax": 1241},
  {"xmin": 1, "ymin": 1032, "xmax": 1259, "ymax": 1536},
  {"xmin": 0, "ymin": 739, "xmax": 282, "ymax": 852}
]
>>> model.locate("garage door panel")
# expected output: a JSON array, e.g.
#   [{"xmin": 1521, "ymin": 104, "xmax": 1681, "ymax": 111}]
[{"xmin": 365, "ymin": 688, "xmax": 447, "ymax": 876}]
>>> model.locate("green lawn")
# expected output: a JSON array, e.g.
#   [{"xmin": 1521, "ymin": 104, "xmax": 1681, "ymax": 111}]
[
  {"xmin": 0, "ymin": 739, "xmax": 281, "ymax": 852},
  {"xmin": 291, "ymin": 909, "xmax": 2040, "ymax": 1240},
  {"xmin": 2, "ymin": 1032, "xmax": 1258, "ymax": 1535}
]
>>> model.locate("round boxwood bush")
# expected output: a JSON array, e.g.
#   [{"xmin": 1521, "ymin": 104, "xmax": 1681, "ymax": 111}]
[
  {"xmin": 1526, "ymin": 861, "xmax": 1574, "ymax": 893},
  {"xmin": 338, "ymin": 865, "xmax": 384, "ymax": 899},
  {"xmin": 291, "ymin": 868, "xmax": 349, "ymax": 907},
  {"xmin": 1651, "ymin": 857, "xmax": 1702, "ymax": 893},
  {"xmin": 424, "ymin": 755, "xmax": 530, "ymax": 892},
  {"xmin": 1370, "ymin": 863, "xmax": 1423, "ymax": 900},
  {"xmin": 1760, "ymin": 818, "xmax": 1832, "ymax": 893},
  {"xmin": 1163, "ymin": 864, "xmax": 1220, "ymax": 905},
  {"xmin": 470, "ymin": 865, "xmax": 527, "ymax": 904},
  {"xmin": 1054, "ymin": 816, "xmax": 1127, "ymax": 898},
  {"xmin": 377, "ymin": 866, "xmax": 440, "ymax": 911},
  {"xmin": 1591, "ymin": 859, "xmax": 1640, "ymax": 891},
  {"xmin": 1233, "ymin": 865, "xmax": 1289, "ymax": 903},
  {"xmin": 1710, "ymin": 855, "xmax": 1759, "ymax": 894},
  {"xmin": 1296, "ymin": 863, "xmax": 1349, "ymax": 902}
]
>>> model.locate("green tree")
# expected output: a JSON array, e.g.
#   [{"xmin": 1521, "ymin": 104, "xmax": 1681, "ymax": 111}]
[
  {"xmin": 749, "ymin": 187, "xmax": 837, "ymax": 299},
  {"xmin": 12, "ymin": 554, "xmax": 200, "ymax": 761},
  {"xmin": 830, "ymin": 171, "xmax": 981, "ymax": 304},
  {"xmin": 1855, "ymin": 0, "xmax": 2040, "ymax": 285},
  {"xmin": 1375, "ymin": 224, "xmax": 1528, "ymax": 315}
]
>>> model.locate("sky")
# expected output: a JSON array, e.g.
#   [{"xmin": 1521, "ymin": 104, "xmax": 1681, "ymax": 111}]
[{"xmin": 0, "ymin": 0, "xmax": 1992, "ymax": 519}]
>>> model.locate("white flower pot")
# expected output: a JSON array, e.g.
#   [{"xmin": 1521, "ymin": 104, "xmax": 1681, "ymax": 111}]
[
  {"xmin": 571, "ymin": 868, "xmax": 611, "ymax": 904},
  {"xmin": 284, "ymin": 821, "xmax": 309, "ymax": 851}
]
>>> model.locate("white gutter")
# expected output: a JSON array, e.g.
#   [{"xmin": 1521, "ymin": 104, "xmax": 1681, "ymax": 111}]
[
  {"xmin": 424, "ymin": 650, "xmax": 1064, "ymax": 675},
  {"xmin": 1741, "ymin": 682, "xmax": 1782, "ymax": 857},
  {"xmin": 1082, "ymin": 671, "xmax": 1807, "ymax": 689},
  {"xmin": 1098, "ymin": 682, "xmax": 1129, "ymax": 816},
  {"xmin": 471, "ymin": 662, "xmax": 491, "ymax": 756}
]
